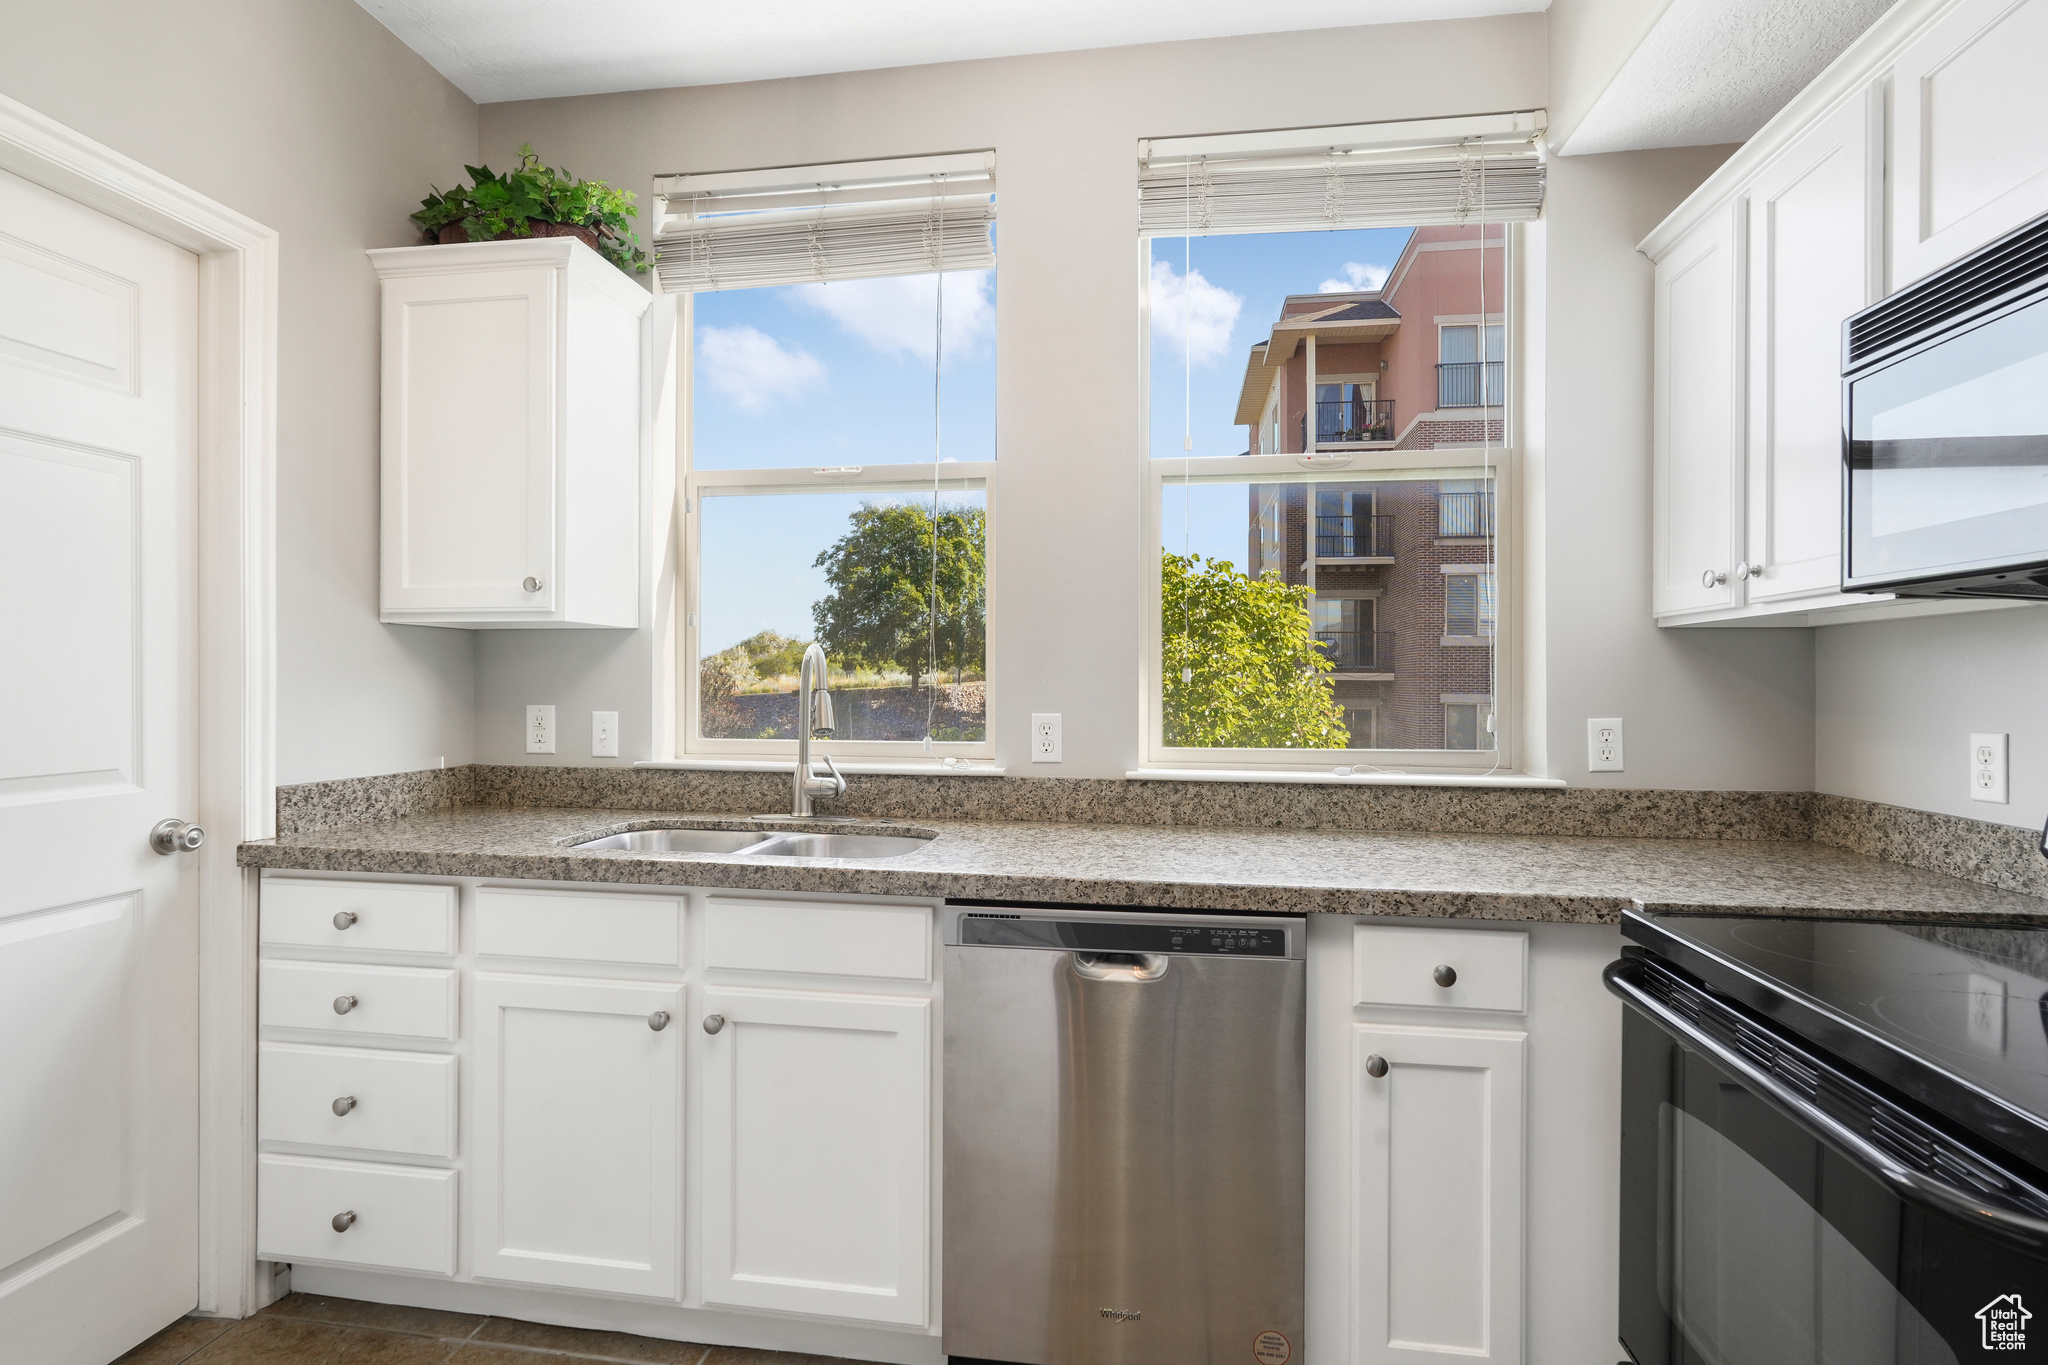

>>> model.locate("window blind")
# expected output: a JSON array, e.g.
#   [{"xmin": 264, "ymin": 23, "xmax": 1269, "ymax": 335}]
[
  {"xmin": 1138, "ymin": 113, "xmax": 1544, "ymax": 237},
  {"xmin": 652, "ymin": 151, "xmax": 995, "ymax": 293}
]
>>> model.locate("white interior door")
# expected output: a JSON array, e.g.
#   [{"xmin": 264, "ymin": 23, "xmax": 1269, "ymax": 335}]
[{"xmin": 0, "ymin": 167, "xmax": 201, "ymax": 1363}]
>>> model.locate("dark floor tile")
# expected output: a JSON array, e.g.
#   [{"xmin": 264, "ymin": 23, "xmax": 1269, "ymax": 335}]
[
  {"xmin": 186, "ymin": 1315, "xmax": 459, "ymax": 1365},
  {"xmin": 472, "ymin": 1317, "xmax": 708, "ymax": 1364},
  {"xmin": 697, "ymin": 1349, "xmax": 858, "ymax": 1365},
  {"xmin": 113, "ymin": 1316, "xmax": 236, "ymax": 1365},
  {"xmin": 264, "ymin": 1293, "xmax": 487, "ymax": 1341}
]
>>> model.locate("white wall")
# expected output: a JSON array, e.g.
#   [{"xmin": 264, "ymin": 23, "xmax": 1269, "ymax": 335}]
[
  {"xmin": 1817, "ymin": 610, "xmax": 2048, "ymax": 830},
  {"xmin": 0, "ymin": 0, "xmax": 481, "ymax": 785}
]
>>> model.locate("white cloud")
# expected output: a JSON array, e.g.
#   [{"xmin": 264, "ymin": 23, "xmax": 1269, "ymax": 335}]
[
  {"xmin": 1149, "ymin": 259, "xmax": 1243, "ymax": 368},
  {"xmin": 785, "ymin": 270, "xmax": 995, "ymax": 363},
  {"xmin": 1319, "ymin": 262, "xmax": 1389, "ymax": 293},
  {"xmin": 695, "ymin": 324, "xmax": 824, "ymax": 412}
]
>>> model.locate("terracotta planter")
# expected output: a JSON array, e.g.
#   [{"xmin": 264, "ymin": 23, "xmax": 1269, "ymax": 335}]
[{"xmin": 435, "ymin": 218, "xmax": 603, "ymax": 252}]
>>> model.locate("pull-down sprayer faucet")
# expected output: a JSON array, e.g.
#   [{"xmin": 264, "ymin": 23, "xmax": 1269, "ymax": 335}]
[{"xmin": 791, "ymin": 642, "xmax": 846, "ymax": 817}]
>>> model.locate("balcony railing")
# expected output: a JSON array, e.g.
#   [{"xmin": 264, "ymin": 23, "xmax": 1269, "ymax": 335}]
[
  {"xmin": 1438, "ymin": 491, "xmax": 1495, "ymax": 537},
  {"xmin": 1316, "ymin": 628, "xmax": 1395, "ymax": 673},
  {"xmin": 1436, "ymin": 361, "xmax": 1504, "ymax": 408},
  {"xmin": 1315, "ymin": 398, "xmax": 1395, "ymax": 444},
  {"xmin": 1315, "ymin": 513, "xmax": 1395, "ymax": 559}
]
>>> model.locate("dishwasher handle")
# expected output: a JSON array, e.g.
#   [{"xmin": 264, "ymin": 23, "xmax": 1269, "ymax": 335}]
[{"xmin": 1072, "ymin": 951, "xmax": 1170, "ymax": 982}]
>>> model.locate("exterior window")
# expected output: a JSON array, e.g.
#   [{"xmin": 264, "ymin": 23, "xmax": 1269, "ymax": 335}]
[
  {"xmin": 1438, "ymin": 322, "xmax": 1504, "ymax": 407},
  {"xmin": 1439, "ymin": 478, "xmax": 1495, "ymax": 537},
  {"xmin": 1444, "ymin": 568, "xmax": 1496, "ymax": 639},
  {"xmin": 1443, "ymin": 700, "xmax": 1495, "ymax": 751},
  {"xmin": 1342, "ymin": 706, "xmax": 1377, "ymax": 748}
]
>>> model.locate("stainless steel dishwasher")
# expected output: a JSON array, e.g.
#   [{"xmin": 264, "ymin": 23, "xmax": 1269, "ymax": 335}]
[{"xmin": 942, "ymin": 903, "xmax": 1306, "ymax": 1365}]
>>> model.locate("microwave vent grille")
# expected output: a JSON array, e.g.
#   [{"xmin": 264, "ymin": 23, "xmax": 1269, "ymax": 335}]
[{"xmin": 1847, "ymin": 213, "xmax": 2048, "ymax": 368}]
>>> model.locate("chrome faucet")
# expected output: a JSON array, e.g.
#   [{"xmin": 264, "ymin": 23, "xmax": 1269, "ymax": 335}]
[{"xmin": 792, "ymin": 642, "xmax": 846, "ymax": 817}]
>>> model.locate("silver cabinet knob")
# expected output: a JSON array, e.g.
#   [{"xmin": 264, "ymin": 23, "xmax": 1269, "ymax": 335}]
[
  {"xmin": 1433, "ymin": 964, "xmax": 1458, "ymax": 988},
  {"xmin": 703, "ymin": 1013, "xmax": 726, "ymax": 1035},
  {"xmin": 333, "ymin": 911, "xmax": 358, "ymax": 930},
  {"xmin": 332, "ymin": 1096, "xmax": 356, "ymax": 1116},
  {"xmin": 333, "ymin": 995, "xmax": 358, "ymax": 1015},
  {"xmin": 522, "ymin": 576, "xmax": 543, "ymax": 592},
  {"xmin": 1365, "ymin": 1054, "xmax": 1390, "ymax": 1079},
  {"xmin": 648, "ymin": 1011, "xmax": 671, "ymax": 1031},
  {"xmin": 1736, "ymin": 561, "xmax": 1764, "ymax": 581},
  {"xmin": 331, "ymin": 1211, "xmax": 356, "ymax": 1233},
  {"xmin": 1701, "ymin": 568, "xmax": 1728, "ymax": 588},
  {"xmin": 150, "ymin": 819, "xmax": 206, "ymax": 855}
]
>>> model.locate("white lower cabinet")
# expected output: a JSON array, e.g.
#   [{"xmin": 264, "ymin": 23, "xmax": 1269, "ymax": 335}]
[
  {"xmin": 1351, "ymin": 1023, "xmax": 1525, "ymax": 1365},
  {"xmin": 471, "ymin": 972, "xmax": 684, "ymax": 1298},
  {"xmin": 257, "ymin": 1153, "xmax": 458, "ymax": 1275},
  {"xmin": 698, "ymin": 985, "xmax": 932, "ymax": 1327}
]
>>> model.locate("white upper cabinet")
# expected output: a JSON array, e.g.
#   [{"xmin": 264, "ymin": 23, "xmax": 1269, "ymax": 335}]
[
  {"xmin": 371, "ymin": 239, "xmax": 647, "ymax": 628},
  {"xmin": 1744, "ymin": 90, "xmax": 1880, "ymax": 603},
  {"xmin": 1892, "ymin": 0, "xmax": 2048, "ymax": 288},
  {"xmin": 1652, "ymin": 203, "xmax": 1744, "ymax": 617}
]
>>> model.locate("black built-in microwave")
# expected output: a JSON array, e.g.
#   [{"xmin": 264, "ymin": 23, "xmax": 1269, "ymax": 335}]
[{"xmin": 1842, "ymin": 212, "xmax": 2048, "ymax": 598}]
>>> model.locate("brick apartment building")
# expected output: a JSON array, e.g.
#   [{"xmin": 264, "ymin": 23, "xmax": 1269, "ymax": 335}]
[{"xmin": 1236, "ymin": 225, "xmax": 1503, "ymax": 751}]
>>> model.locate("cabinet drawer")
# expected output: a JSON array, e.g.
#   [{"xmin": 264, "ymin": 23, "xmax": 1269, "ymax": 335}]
[
  {"xmin": 259, "ymin": 1043, "xmax": 457, "ymax": 1158},
  {"xmin": 475, "ymin": 888, "xmax": 684, "ymax": 966},
  {"xmin": 261, "ymin": 878, "xmax": 456, "ymax": 956},
  {"xmin": 705, "ymin": 898, "xmax": 931, "ymax": 981},
  {"xmin": 1353, "ymin": 925, "xmax": 1526, "ymax": 1013},
  {"xmin": 261, "ymin": 960, "xmax": 458, "ymax": 1040},
  {"xmin": 257, "ymin": 1153, "xmax": 457, "ymax": 1275}
]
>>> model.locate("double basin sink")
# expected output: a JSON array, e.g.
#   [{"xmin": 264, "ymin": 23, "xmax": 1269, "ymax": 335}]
[{"xmin": 572, "ymin": 826, "xmax": 932, "ymax": 859}]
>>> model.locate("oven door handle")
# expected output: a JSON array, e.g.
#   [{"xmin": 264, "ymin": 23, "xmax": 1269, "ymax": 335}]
[{"xmin": 1606, "ymin": 958, "xmax": 2048, "ymax": 1253}]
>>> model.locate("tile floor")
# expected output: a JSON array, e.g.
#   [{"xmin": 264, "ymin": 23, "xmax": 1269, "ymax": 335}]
[{"xmin": 113, "ymin": 1293, "xmax": 866, "ymax": 1365}]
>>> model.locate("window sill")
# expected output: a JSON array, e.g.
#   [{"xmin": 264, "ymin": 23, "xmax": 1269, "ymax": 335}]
[
  {"xmin": 636, "ymin": 758, "xmax": 1008, "ymax": 777},
  {"xmin": 1440, "ymin": 635, "xmax": 1495, "ymax": 647},
  {"xmin": 1125, "ymin": 767, "xmax": 1562, "ymax": 788}
]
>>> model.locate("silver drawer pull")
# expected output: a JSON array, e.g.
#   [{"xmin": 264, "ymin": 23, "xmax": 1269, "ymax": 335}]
[
  {"xmin": 333, "ymin": 995, "xmax": 358, "ymax": 1015},
  {"xmin": 1365, "ymin": 1054, "xmax": 1390, "ymax": 1079},
  {"xmin": 703, "ymin": 1013, "xmax": 726, "ymax": 1035},
  {"xmin": 1433, "ymin": 964, "xmax": 1458, "ymax": 988},
  {"xmin": 332, "ymin": 1095, "xmax": 356, "ymax": 1117},
  {"xmin": 332, "ymin": 1210, "xmax": 357, "ymax": 1233},
  {"xmin": 333, "ymin": 910, "xmax": 358, "ymax": 930},
  {"xmin": 648, "ymin": 1011, "xmax": 671, "ymax": 1032}
]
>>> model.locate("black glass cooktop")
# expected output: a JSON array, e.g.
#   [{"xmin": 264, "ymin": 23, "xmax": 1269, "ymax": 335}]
[{"xmin": 1625, "ymin": 911, "xmax": 2048, "ymax": 1174}]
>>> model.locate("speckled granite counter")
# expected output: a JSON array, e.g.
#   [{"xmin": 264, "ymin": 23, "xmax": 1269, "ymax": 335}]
[{"xmin": 238, "ymin": 806, "xmax": 2048, "ymax": 925}]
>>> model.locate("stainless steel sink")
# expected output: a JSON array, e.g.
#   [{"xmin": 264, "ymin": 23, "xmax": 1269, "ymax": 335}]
[
  {"xmin": 573, "ymin": 829, "xmax": 776, "ymax": 854},
  {"xmin": 747, "ymin": 833, "xmax": 932, "ymax": 859}
]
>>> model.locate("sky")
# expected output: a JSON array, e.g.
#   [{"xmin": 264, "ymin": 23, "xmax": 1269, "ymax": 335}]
[{"xmin": 690, "ymin": 226, "xmax": 1413, "ymax": 653}]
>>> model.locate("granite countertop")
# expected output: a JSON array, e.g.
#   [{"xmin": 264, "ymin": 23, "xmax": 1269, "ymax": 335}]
[{"xmin": 237, "ymin": 806, "xmax": 2048, "ymax": 925}]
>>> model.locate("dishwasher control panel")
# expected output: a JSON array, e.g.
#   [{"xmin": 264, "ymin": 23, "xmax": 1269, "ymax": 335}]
[{"xmin": 952, "ymin": 907, "xmax": 1299, "ymax": 957}]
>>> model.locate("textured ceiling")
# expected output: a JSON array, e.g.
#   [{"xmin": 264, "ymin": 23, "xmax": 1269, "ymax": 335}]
[
  {"xmin": 357, "ymin": 0, "xmax": 1549, "ymax": 104},
  {"xmin": 1560, "ymin": 0, "xmax": 1894, "ymax": 154}
]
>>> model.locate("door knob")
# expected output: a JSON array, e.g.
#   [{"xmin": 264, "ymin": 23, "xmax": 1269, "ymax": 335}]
[
  {"xmin": 648, "ymin": 1011, "xmax": 671, "ymax": 1031},
  {"xmin": 333, "ymin": 910, "xmax": 358, "ymax": 930},
  {"xmin": 333, "ymin": 995, "xmax": 358, "ymax": 1015},
  {"xmin": 1365, "ymin": 1054, "xmax": 1390, "ymax": 1079},
  {"xmin": 703, "ymin": 1013, "xmax": 726, "ymax": 1034},
  {"xmin": 150, "ymin": 819, "xmax": 206, "ymax": 855},
  {"xmin": 331, "ymin": 1211, "xmax": 356, "ymax": 1233},
  {"xmin": 332, "ymin": 1096, "xmax": 356, "ymax": 1116},
  {"xmin": 1433, "ymin": 964, "xmax": 1458, "ymax": 988}
]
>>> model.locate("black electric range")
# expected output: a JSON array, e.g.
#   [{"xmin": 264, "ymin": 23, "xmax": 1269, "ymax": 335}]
[{"xmin": 1610, "ymin": 909, "xmax": 2048, "ymax": 1364}]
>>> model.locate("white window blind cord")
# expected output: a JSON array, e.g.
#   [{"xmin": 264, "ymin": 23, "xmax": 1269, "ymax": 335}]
[{"xmin": 925, "ymin": 176, "xmax": 945, "ymax": 750}]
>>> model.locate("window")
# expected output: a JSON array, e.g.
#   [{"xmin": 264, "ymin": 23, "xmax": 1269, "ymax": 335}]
[
  {"xmin": 1138, "ymin": 114, "xmax": 1537, "ymax": 772},
  {"xmin": 656, "ymin": 153, "xmax": 997, "ymax": 758}
]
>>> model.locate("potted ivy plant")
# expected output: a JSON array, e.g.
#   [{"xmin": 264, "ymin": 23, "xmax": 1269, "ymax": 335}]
[{"xmin": 410, "ymin": 144, "xmax": 652, "ymax": 274}]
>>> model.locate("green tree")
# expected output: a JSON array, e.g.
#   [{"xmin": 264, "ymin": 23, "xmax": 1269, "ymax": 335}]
[
  {"xmin": 732, "ymin": 630, "xmax": 808, "ymax": 680},
  {"xmin": 812, "ymin": 501, "xmax": 986, "ymax": 690},
  {"xmin": 1161, "ymin": 551, "xmax": 1348, "ymax": 749}
]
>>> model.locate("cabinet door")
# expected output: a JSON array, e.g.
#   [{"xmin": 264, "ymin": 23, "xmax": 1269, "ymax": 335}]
[
  {"xmin": 471, "ymin": 973, "xmax": 682, "ymax": 1299},
  {"xmin": 380, "ymin": 265, "xmax": 557, "ymax": 618},
  {"xmin": 699, "ymin": 986, "xmax": 931, "ymax": 1326},
  {"xmin": 1746, "ymin": 90, "xmax": 1879, "ymax": 602},
  {"xmin": 1353, "ymin": 1024, "xmax": 1525, "ymax": 1365},
  {"xmin": 1892, "ymin": 0, "xmax": 2048, "ymax": 288},
  {"xmin": 1653, "ymin": 203, "xmax": 1744, "ymax": 616}
]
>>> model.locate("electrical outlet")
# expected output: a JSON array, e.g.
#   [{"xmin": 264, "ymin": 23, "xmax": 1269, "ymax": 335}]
[
  {"xmin": 1588, "ymin": 718, "xmax": 1624, "ymax": 772},
  {"xmin": 1031, "ymin": 713, "xmax": 1062, "ymax": 764},
  {"xmin": 1971, "ymin": 732, "xmax": 2009, "ymax": 803},
  {"xmin": 592, "ymin": 711, "xmax": 619, "ymax": 758},
  {"xmin": 526, "ymin": 705, "xmax": 556, "ymax": 755}
]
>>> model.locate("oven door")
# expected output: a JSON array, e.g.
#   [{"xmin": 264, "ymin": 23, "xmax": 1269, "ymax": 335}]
[
  {"xmin": 1609, "ymin": 956, "xmax": 2048, "ymax": 1364},
  {"xmin": 1843, "ymin": 286, "xmax": 2048, "ymax": 595}
]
